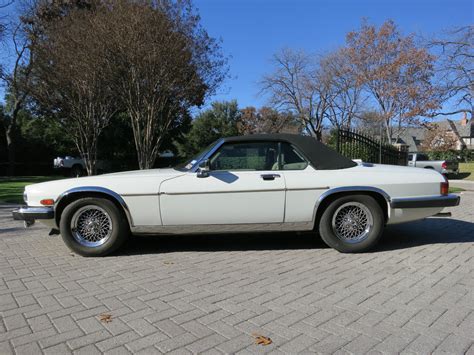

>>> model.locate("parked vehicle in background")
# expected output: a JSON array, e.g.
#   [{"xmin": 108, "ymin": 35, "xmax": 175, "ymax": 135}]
[
  {"xmin": 16, "ymin": 134, "xmax": 459, "ymax": 257},
  {"xmin": 53, "ymin": 157, "xmax": 111, "ymax": 177},
  {"xmin": 407, "ymin": 153, "xmax": 459, "ymax": 176},
  {"xmin": 54, "ymin": 156, "xmax": 86, "ymax": 177}
]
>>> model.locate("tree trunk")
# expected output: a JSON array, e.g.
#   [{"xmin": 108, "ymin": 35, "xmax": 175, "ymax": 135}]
[
  {"xmin": 5, "ymin": 102, "xmax": 20, "ymax": 176},
  {"xmin": 76, "ymin": 139, "xmax": 97, "ymax": 176},
  {"xmin": 315, "ymin": 129, "xmax": 322, "ymax": 141},
  {"xmin": 5, "ymin": 126, "xmax": 15, "ymax": 176}
]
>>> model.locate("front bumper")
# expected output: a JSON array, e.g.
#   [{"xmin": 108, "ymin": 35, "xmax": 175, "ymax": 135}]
[
  {"xmin": 390, "ymin": 194, "xmax": 460, "ymax": 209},
  {"xmin": 12, "ymin": 206, "xmax": 55, "ymax": 223}
]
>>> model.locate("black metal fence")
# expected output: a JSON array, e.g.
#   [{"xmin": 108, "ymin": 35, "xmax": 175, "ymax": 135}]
[{"xmin": 336, "ymin": 129, "xmax": 408, "ymax": 166}]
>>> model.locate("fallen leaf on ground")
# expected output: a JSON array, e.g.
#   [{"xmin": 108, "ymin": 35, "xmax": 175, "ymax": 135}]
[
  {"xmin": 99, "ymin": 314, "xmax": 112, "ymax": 323},
  {"xmin": 252, "ymin": 333, "xmax": 272, "ymax": 346},
  {"xmin": 163, "ymin": 261, "xmax": 174, "ymax": 265}
]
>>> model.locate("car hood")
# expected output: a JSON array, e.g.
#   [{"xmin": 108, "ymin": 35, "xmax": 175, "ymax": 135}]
[{"xmin": 25, "ymin": 168, "xmax": 185, "ymax": 206}]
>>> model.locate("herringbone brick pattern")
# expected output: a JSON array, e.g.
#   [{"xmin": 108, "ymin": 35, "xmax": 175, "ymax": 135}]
[{"xmin": 0, "ymin": 192, "xmax": 473, "ymax": 354}]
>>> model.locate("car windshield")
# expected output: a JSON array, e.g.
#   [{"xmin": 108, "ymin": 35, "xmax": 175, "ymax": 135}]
[{"xmin": 174, "ymin": 140, "xmax": 219, "ymax": 171}]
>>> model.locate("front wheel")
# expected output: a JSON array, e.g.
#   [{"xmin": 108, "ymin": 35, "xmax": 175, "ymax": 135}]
[
  {"xmin": 319, "ymin": 195, "xmax": 384, "ymax": 253},
  {"xmin": 60, "ymin": 197, "xmax": 129, "ymax": 256}
]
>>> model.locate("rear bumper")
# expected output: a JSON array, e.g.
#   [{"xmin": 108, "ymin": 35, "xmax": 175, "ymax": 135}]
[
  {"xmin": 12, "ymin": 206, "xmax": 55, "ymax": 221},
  {"xmin": 390, "ymin": 194, "xmax": 460, "ymax": 209}
]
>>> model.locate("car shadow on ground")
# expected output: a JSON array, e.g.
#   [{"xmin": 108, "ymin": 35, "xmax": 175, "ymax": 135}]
[{"xmin": 118, "ymin": 218, "xmax": 474, "ymax": 256}]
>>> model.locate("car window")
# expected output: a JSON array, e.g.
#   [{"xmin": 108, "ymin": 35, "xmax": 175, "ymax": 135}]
[
  {"xmin": 210, "ymin": 142, "xmax": 278, "ymax": 171},
  {"xmin": 279, "ymin": 143, "xmax": 308, "ymax": 170},
  {"xmin": 418, "ymin": 154, "xmax": 429, "ymax": 161},
  {"xmin": 408, "ymin": 154, "xmax": 413, "ymax": 160}
]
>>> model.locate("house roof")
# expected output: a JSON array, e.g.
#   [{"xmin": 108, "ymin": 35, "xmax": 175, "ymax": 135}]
[
  {"xmin": 438, "ymin": 119, "xmax": 474, "ymax": 138},
  {"xmin": 393, "ymin": 117, "xmax": 473, "ymax": 152},
  {"xmin": 393, "ymin": 127, "xmax": 425, "ymax": 152}
]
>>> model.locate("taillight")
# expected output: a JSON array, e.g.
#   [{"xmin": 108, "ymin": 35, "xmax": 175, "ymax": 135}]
[
  {"xmin": 441, "ymin": 161, "xmax": 447, "ymax": 170},
  {"xmin": 440, "ymin": 177, "xmax": 449, "ymax": 196}
]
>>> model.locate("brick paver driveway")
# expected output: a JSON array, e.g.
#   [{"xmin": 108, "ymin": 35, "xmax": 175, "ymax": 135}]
[{"xmin": 1, "ymin": 192, "xmax": 473, "ymax": 354}]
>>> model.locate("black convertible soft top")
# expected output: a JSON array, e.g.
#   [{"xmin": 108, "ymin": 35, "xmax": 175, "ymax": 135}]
[{"xmin": 223, "ymin": 134, "xmax": 357, "ymax": 170}]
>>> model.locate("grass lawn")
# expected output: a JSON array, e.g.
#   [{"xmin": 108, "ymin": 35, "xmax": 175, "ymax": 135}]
[
  {"xmin": 449, "ymin": 186, "xmax": 465, "ymax": 193},
  {"xmin": 0, "ymin": 176, "xmax": 63, "ymax": 204},
  {"xmin": 458, "ymin": 162, "xmax": 474, "ymax": 181}
]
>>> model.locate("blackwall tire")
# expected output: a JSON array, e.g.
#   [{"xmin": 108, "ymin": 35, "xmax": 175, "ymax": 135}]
[
  {"xmin": 319, "ymin": 195, "xmax": 384, "ymax": 253},
  {"xmin": 59, "ymin": 197, "xmax": 129, "ymax": 257}
]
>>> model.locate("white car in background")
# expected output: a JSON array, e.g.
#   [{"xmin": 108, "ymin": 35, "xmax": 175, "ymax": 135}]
[
  {"xmin": 14, "ymin": 134, "xmax": 459, "ymax": 257},
  {"xmin": 53, "ymin": 156, "xmax": 87, "ymax": 177}
]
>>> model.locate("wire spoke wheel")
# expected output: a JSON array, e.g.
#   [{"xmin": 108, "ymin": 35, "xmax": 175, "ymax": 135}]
[
  {"xmin": 331, "ymin": 202, "xmax": 374, "ymax": 244},
  {"xmin": 71, "ymin": 205, "xmax": 113, "ymax": 247}
]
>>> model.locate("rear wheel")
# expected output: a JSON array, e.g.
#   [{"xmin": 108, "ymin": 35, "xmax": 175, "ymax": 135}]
[
  {"xmin": 60, "ymin": 197, "xmax": 129, "ymax": 256},
  {"xmin": 319, "ymin": 195, "xmax": 384, "ymax": 253}
]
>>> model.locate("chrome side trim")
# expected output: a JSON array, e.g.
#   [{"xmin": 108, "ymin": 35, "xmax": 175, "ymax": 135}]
[
  {"xmin": 312, "ymin": 186, "xmax": 392, "ymax": 227},
  {"xmin": 161, "ymin": 187, "xmax": 329, "ymax": 196},
  {"xmin": 55, "ymin": 186, "xmax": 134, "ymax": 227},
  {"xmin": 288, "ymin": 187, "xmax": 329, "ymax": 192},
  {"xmin": 121, "ymin": 193, "xmax": 159, "ymax": 197},
  {"xmin": 162, "ymin": 189, "xmax": 286, "ymax": 196},
  {"xmin": 131, "ymin": 221, "xmax": 313, "ymax": 235}
]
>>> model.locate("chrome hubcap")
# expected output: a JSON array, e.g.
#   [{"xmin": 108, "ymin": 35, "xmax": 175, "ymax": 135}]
[
  {"xmin": 71, "ymin": 205, "xmax": 112, "ymax": 247},
  {"xmin": 332, "ymin": 202, "xmax": 373, "ymax": 243}
]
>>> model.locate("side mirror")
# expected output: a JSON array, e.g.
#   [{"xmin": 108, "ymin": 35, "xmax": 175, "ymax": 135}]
[{"xmin": 197, "ymin": 159, "xmax": 210, "ymax": 178}]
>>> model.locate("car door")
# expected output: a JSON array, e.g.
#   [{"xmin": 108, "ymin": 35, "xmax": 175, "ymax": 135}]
[
  {"xmin": 277, "ymin": 142, "xmax": 328, "ymax": 223},
  {"xmin": 159, "ymin": 141, "xmax": 286, "ymax": 225}
]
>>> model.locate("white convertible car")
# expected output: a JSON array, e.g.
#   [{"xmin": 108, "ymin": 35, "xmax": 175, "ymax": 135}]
[{"xmin": 13, "ymin": 134, "xmax": 460, "ymax": 256}]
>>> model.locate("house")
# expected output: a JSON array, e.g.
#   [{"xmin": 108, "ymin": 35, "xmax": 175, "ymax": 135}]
[{"xmin": 393, "ymin": 114, "xmax": 474, "ymax": 152}]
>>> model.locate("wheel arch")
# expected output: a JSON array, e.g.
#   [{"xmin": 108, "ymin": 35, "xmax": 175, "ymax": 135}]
[
  {"xmin": 54, "ymin": 186, "xmax": 133, "ymax": 229},
  {"xmin": 313, "ymin": 186, "xmax": 391, "ymax": 230}
]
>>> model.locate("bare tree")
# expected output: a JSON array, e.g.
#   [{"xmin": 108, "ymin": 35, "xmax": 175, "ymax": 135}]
[
  {"xmin": 345, "ymin": 20, "xmax": 440, "ymax": 141},
  {"xmin": 319, "ymin": 49, "xmax": 363, "ymax": 129},
  {"xmin": 0, "ymin": 22, "xmax": 33, "ymax": 175},
  {"xmin": 98, "ymin": 0, "xmax": 227, "ymax": 169},
  {"xmin": 28, "ymin": 4, "xmax": 118, "ymax": 175},
  {"xmin": 0, "ymin": 0, "xmax": 13, "ymax": 29},
  {"xmin": 260, "ymin": 48, "xmax": 328, "ymax": 140},
  {"xmin": 238, "ymin": 106, "xmax": 300, "ymax": 134},
  {"xmin": 429, "ymin": 26, "xmax": 473, "ymax": 118},
  {"xmin": 0, "ymin": 0, "xmax": 14, "ymax": 76},
  {"xmin": 260, "ymin": 47, "xmax": 365, "ymax": 139}
]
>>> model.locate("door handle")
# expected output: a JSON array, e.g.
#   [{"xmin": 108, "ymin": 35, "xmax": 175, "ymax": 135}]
[{"xmin": 260, "ymin": 174, "xmax": 281, "ymax": 181}]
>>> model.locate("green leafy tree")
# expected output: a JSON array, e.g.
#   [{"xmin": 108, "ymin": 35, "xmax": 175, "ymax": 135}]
[{"xmin": 176, "ymin": 101, "xmax": 240, "ymax": 158}]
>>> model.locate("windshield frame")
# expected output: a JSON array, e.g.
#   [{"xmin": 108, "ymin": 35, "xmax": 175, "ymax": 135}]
[{"xmin": 174, "ymin": 139, "xmax": 224, "ymax": 172}]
